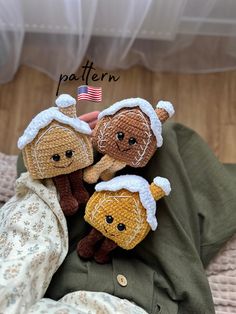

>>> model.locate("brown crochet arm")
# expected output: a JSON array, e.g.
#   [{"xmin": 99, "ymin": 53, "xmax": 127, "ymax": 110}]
[
  {"xmin": 68, "ymin": 169, "xmax": 89, "ymax": 205},
  {"xmin": 83, "ymin": 154, "xmax": 123, "ymax": 184},
  {"xmin": 53, "ymin": 174, "xmax": 78, "ymax": 216},
  {"xmin": 100, "ymin": 159, "xmax": 126, "ymax": 181},
  {"xmin": 77, "ymin": 228, "xmax": 104, "ymax": 259},
  {"xmin": 94, "ymin": 237, "xmax": 118, "ymax": 264}
]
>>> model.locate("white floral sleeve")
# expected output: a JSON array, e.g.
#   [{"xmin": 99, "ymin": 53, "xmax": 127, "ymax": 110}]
[{"xmin": 0, "ymin": 173, "xmax": 68, "ymax": 314}]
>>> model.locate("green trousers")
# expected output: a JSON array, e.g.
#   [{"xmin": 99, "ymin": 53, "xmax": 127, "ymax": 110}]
[{"xmin": 17, "ymin": 123, "xmax": 236, "ymax": 314}]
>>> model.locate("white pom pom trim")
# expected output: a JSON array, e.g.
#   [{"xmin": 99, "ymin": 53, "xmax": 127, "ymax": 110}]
[
  {"xmin": 153, "ymin": 176, "xmax": 171, "ymax": 196},
  {"xmin": 156, "ymin": 101, "xmax": 175, "ymax": 118},
  {"xmin": 55, "ymin": 94, "xmax": 76, "ymax": 108}
]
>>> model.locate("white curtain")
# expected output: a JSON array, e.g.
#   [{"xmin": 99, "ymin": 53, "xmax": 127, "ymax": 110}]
[{"xmin": 1, "ymin": 0, "xmax": 236, "ymax": 83}]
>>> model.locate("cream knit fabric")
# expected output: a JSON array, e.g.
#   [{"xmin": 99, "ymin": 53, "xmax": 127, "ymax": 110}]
[
  {"xmin": 0, "ymin": 152, "xmax": 17, "ymax": 202},
  {"xmin": 206, "ymin": 234, "xmax": 236, "ymax": 314}
]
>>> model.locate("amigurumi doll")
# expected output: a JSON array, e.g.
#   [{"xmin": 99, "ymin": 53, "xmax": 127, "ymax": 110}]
[
  {"xmin": 77, "ymin": 174, "xmax": 171, "ymax": 264},
  {"xmin": 83, "ymin": 98, "xmax": 174, "ymax": 184},
  {"xmin": 17, "ymin": 94, "xmax": 94, "ymax": 216}
]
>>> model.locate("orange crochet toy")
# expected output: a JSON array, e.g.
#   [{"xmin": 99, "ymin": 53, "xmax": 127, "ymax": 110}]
[
  {"xmin": 83, "ymin": 98, "xmax": 175, "ymax": 183},
  {"xmin": 77, "ymin": 175, "xmax": 171, "ymax": 263},
  {"xmin": 17, "ymin": 94, "xmax": 93, "ymax": 215}
]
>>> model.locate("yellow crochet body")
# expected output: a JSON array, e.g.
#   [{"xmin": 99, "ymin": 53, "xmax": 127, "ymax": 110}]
[{"xmin": 85, "ymin": 189, "xmax": 151, "ymax": 250}]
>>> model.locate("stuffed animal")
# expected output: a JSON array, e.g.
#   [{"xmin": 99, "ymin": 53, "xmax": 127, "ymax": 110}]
[
  {"xmin": 77, "ymin": 174, "xmax": 171, "ymax": 263},
  {"xmin": 17, "ymin": 94, "xmax": 93, "ymax": 215},
  {"xmin": 83, "ymin": 98, "xmax": 174, "ymax": 183}
]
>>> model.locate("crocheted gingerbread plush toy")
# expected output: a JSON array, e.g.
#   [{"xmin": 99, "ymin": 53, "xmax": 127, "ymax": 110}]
[
  {"xmin": 77, "ymin": 174, "xmax": 171, "ymax": 263},
  {"xmin": 18, "ymin": 94, "xmax": 93, "ymax": 216},
  {"xmin": 83, "ymin": 98, "xmax": 174, "ymax": 184}
]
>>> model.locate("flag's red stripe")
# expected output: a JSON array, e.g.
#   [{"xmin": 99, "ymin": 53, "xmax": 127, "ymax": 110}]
[
  {"xmin": 77, "ymin": 98, "xmax": 102, "ymax": 102},
  {"xmin": 77, "ymin": 94, "xmax": 102, "ymax": 101},
  {"xmin": 77, "ymin": 90, "xmax": 102, "ymax": 95},
  {"xmin": 88, "ymin": 87, "xmax": 102, "ymax": 91},
  {"xmin": 79, "ymin": 91, "xmax": 102, "ymax": 95},
  {"xmin": 77, "ymin": 85, "xmax": 102, "ymax": 102},
  {"xmin": 78, "ymin": 93, "xmax": 102, "ymax": 98},
  {"xmin": 87, "ymin": 89, "xmax": 102, "ymax": 92},
  {"xmin": 77, "ymin": 95, "xmax": 101, "ymax": 99},
  {"xmin": 77, "ymin": 97, "xmax": 102, "ymax": 101},
  {"xmin": 78, "ymin": 92, "xmax": 101, "ymax": 96},
  {"xmin": 87, "ymin": 93, "xmax": 101, "ymax": 96},
  {"xmin": 87, "ymin": 92, "xmax": 102, "ymax": 95},
  {"xmin": 78, "ymin": 94, "xmax": 102, "ymax": 99},
  {"xmin": 88, "ymin": 88, "xmax": 102, "ymax": 93}
]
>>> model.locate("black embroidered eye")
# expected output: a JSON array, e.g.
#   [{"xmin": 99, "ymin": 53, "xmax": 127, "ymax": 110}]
[
  {"xmin": 117, "ymin": 223, "xmax": 126, "ymax": 231},
  {"xmin": 116, "ymin": 132, "xmax": 124, "ymax": 141},
  {"xmin": 65, "ymin": 150, "xmax": 74, "ymax": 158},
  {"xmin": 106, "ymin": 215, "xmax": 114, "ymax": 224},
  {"xmin": 128, "ymin": 137, "xmax": 137, "ymax": 145},
  {"xmin": 52, "ymin": 154, "xmax": 60, "ymax": 162}
]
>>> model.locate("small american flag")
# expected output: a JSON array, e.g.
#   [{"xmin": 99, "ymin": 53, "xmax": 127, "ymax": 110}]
[{"xmin": 77, "ymin": 85, "xmax": 102, "ymax": 102}]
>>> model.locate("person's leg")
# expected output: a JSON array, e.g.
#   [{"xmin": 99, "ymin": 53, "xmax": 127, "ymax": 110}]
[
  {"xmin": 141, "ymin": 122, "xmax": 236, "ymax": 264},
  {"xmin": 19, "ymin": 123, "xmax": 236, "ymax": 314},
  {"xmin": 135, "ymin": 122, "xmax": 236, "ymax": 313}
]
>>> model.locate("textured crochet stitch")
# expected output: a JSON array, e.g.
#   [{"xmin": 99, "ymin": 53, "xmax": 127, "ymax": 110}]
[
  {"xmin": 17, "ymin": 94, "xmax": 94, "ymax": 216},
  {"xmin": 83, "ymin": 98, "xmax": 175, "ymax": 184},
  {"xmin": 83, "ymin": 175, "xmax": 171, "ymax": 250}
]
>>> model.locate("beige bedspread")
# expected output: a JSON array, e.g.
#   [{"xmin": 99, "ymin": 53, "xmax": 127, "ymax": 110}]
[{"xmin": 206, "ymin": 234, "xmax": 236, "ymax": 313}]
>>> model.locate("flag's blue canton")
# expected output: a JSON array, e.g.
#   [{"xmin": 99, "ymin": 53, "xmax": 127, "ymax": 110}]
[{"xmin": 78, "ymin": 86, "xmax": 88, "ymax": 94}]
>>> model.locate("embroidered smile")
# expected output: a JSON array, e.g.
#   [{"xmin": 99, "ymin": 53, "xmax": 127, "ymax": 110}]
[
  {"xmin": 104, "ymin": 226, "xmax": 115, "ymax": 237},
  {"xmin": 115, "ymin": 142, "xmax": 132, "ymax": 152},
  {"xmin": 53, "ymin": 160, "xmax": 73, "ymax": 168}
]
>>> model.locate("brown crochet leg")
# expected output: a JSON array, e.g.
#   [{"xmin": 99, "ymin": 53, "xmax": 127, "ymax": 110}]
[
  {"xmin": 53, "ymin": 174, "xmax": 78, "ymax": 216},
  {"xmin": 94, "ymin": 237, "xmax": 118, "ymax": 264},
  {"xmin": 77, "ymin": 228, "xmax": 104, "ymax": 259},
  {"xmin": 68, "ymin": 169, "xmax": 89, "ymax": 205}
]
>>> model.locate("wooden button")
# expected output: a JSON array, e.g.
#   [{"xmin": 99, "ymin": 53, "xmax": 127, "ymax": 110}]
[{"xmin": 117, "ymin": 274, "xmax": 127, "ymax": 287}]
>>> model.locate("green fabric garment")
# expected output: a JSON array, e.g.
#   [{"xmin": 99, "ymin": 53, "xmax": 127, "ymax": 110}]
[{"xmin": 17, "ymin": 122, "xmax": 236, "ymax": 314}]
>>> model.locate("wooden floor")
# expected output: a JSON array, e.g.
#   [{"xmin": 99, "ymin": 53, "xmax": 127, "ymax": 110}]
[{"xmin": 0, "ymin": 65, "xmax": 235, "ymax": 163}]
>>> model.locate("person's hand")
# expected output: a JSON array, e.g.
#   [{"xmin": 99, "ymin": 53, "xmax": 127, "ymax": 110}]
[{"xmin": 79, "ymin": 111, "xmax": 100, "ymax": 129}]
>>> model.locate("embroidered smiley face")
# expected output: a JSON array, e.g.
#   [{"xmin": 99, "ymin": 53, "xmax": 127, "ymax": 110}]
[
  {"xmin": 19, "ymin": 94, "xmax": 94, "ymax": 180},
  {"xmin": 84, "ymin": 188, "xmax": 150, "ymax": 250},
  {"xmin": 26, "ymin": 122, "xmax": 93, "ymax": 179},
  {"xmin": 93, "ymin": 108, "xmax": 157, "ymax": 167},
  {"xmin": 51, "ymin": 149, "xmax": 74, "ymax": 169}
]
